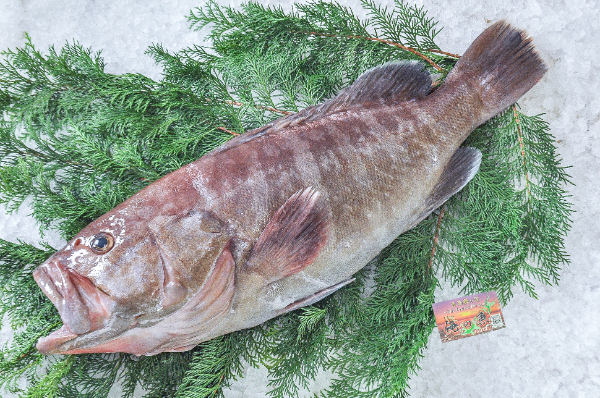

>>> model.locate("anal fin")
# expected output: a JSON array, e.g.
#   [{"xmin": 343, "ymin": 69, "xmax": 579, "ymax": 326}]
[
  {"xmin": 277, "ymin": 278, "xmax": 355, "ymax": 315},
  {"xmin": 417, "ymin": 147, "xmax": 482, "ymax": 221},
  {"xmin": 245, "ymin": 187, "xmax": 330, "ymax": 283}
]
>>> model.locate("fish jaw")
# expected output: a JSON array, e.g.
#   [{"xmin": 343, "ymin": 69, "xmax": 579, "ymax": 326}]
[
  {"xmin": 32, "ymin": 237, "xmax": 238, "ymax": 356},
  {"xmin": 33, "ymin": 259, "xmax": 117, "ymax": 354},
  {"xmin": 36, "ymin": 325, "xmax": 78, "ymax": 353}
]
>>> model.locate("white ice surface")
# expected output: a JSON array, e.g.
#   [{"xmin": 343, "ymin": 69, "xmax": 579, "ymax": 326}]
[{"xmin": 0, "ymin": 0, "xmax": 598, "ymax": 397}]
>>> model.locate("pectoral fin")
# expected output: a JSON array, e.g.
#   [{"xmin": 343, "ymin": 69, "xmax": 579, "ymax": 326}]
[{"xmin": 245, "ymin": 187, "xmax": 330, "ymax": 283}]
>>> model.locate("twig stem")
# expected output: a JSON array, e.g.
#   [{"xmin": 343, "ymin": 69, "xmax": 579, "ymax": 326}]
[
  {"xmin": 216, "ymin": 126, "xmax": 240, "ymax": 136},
  {"xmin": 512, "ymin": 105, "xmax": 532, "ymax": 198},
  {"xmin": 306, "ymin": 31, "xmax": 446, "ymax": 72},
  {"xmin": 428, "ymin": 206, "xmax": 446, "ymax": 273},
  {"xmin": 424, "ymin": 48, "xmax": 461, "ymax": 58},
  {"xmin": 224, "ymin": 100, "xmax": 292, "ymax": 115}
]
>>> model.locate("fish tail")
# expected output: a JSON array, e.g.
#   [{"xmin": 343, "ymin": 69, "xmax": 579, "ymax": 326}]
[{"xmin": 444, "ymin": 21, "xmax": 547, "ymax": 122}]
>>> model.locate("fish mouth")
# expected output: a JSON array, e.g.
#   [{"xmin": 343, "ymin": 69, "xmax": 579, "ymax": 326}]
[{"xmin": 33, "ymin": 261, "xmax": 117, "ymax": 354}]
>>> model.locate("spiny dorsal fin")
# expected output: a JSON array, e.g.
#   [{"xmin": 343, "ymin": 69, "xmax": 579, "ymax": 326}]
[
  {"xmin": 212, "ymin": 62, "xmax": 432, "ymax": 154},
  {"xmin": 270, "ymin": 61, "xmax": 432, "ymax": 130},
  {"xmin": 416, "ymin": 147, "xmax": 482, "ymax": 223},
  {"xmin": 245, "ymin": 187, "xmax": 330, "ymax": 284},
  {"xmin": 323, "ymin": 61, "xmax": 432, "ymax": 108}
]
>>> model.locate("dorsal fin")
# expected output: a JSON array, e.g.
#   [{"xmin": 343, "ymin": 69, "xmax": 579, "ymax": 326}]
[
  {"xmin": 212, "ymin": 62, "xmax": 432, "ymax": 154},
  {"xmin": 322, "ymin": 61, "xmax": 432, "ymax": 108},
  {"xmin": 271, "ymin": 62, "xmax": 432, "ymax": 131}
]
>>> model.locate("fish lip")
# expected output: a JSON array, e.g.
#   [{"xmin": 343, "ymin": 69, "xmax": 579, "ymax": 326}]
[
  {"xmin": 33, "ymin": 260, "xmax": 117, "ymax": 354},
  {"xmin": 32, "ymin": 265, "xmax": 61, "ymax": 305}
]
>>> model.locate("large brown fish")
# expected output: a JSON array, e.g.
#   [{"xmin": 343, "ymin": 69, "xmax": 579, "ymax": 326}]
[{"xmin": 33, "ymin": 21, "xmax": 546, "ymax": 356}]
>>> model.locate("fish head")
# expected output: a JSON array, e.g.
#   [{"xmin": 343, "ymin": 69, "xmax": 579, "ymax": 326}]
[{"xmin": 33, "ymin": 204, "xmax": 234, "ymax": 355}]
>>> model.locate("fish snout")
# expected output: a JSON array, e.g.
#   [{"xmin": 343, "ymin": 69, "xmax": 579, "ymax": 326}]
[{"xmin": 33, "ymin": 260, "xmax": 117, "ymax": 351}]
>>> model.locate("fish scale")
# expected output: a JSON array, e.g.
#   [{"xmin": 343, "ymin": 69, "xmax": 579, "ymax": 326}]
[{"xmin": 32, "ymin": 21, "xmax": 547, "ymax": 355}]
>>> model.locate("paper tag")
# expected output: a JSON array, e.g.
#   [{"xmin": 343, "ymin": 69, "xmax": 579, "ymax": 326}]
[{"xmin": 432, "ymin": 291, "xmax": 505, "ymax": 343}]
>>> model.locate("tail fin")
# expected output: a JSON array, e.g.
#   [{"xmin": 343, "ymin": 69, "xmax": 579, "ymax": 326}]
[{"xmin": 445, "ymin": 21, "xmax": 547, "ymax": 118}]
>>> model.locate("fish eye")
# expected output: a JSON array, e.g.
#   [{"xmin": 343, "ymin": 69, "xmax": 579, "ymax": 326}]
[{"xmin": 90, "ymin": 232, "xmax": 114, "ymax": 254}]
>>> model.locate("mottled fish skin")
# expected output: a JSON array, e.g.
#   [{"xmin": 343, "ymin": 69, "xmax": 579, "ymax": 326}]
[{"xmin": 33, "ymin": 21, "xmax": 546, "ymax": 355}]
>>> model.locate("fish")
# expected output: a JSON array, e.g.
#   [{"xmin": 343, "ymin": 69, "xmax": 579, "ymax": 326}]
[{"xmin": 32, "ymin": 21, "xmax": 546, "ymax": 356}]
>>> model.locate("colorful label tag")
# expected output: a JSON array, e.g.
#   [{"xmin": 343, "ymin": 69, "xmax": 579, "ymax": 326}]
[{"xmin": 432, "ymin": 291, "xmax": 505, "ymax": 343}]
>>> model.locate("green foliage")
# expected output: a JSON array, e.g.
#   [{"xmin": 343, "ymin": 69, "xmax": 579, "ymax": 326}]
[
  {"xmin": 0, "ymin": 240, "xmax": 60, "ymax": 394},
  {"xmin": 0, "ymin": 1, "xmax": 571, "ymax": 397},
  {"xmin": 0, "ymin": 33, "xmax": 233, "ymax": 238},
  {"xmin": 361, "ymin": 0, "xmax": 441, "ymax": 49}
]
